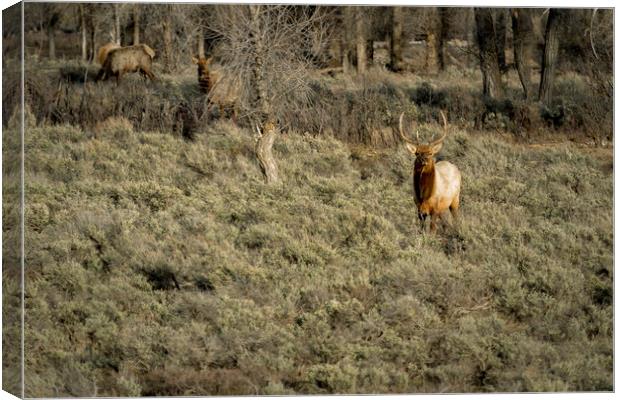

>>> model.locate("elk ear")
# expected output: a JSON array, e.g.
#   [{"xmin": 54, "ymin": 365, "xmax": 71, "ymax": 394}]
[
  {"xmin": 205, "ymin": 57, "xmax": 213, "ymax": 66},
  {"xmin": 429, "ymin": 141, "xmax": 443, "ymax": 155},
  {"xmin": 404, "ymin": 142, "xmax": 417, "ymax": 154},
  {"xmin": 191, "ymin": 56, "xmax": 199, "ymax": 64}
]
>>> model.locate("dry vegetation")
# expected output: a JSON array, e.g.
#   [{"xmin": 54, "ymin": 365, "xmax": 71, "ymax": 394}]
[
  {"xmin": 2, "ymin": 4, "xmax": 613, "ymax": 397},
  {"xmin": 2, "ymin": 68, "xmax": 613, "ymax": 394}
]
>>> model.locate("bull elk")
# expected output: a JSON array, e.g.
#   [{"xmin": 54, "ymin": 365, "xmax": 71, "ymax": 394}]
[{"xmin": 399, "ymin": 111, "xmax": 461, "ymax": 233}]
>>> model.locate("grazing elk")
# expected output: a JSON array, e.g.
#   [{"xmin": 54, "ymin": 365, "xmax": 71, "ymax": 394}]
[
  {"xmin": 191, "ymin": 56, "xmax": 213, "ymax": 94},
  {"xmin": 97, "ymin": 42, "xmax": 121, "ymax": 65},
  {"xmin": 96, "ymin": 44, "xmax": 157, "ymax": 83},
  {"xmin": 399, "ymin": 111, "xmax": 461, "ymax": 233}
]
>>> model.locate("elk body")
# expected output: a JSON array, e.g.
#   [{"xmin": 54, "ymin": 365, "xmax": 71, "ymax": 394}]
[
  {"xmin": 191, "ymin": 56, "xmax": 237, "ymax": 120},
  {"xmin": 96, "ymin": 44, "xmax": 156, "ymax": 83},
  {"xmin": 191, "ymin": 56, "xmax": 213, "ymax": 94},
  {"xmin": 97, "ymin": 42, "xmax": 121, "ymax": 65},
  {"xmin": 399, "ymin": 111, "xmax": 461, "ymax": 233}
]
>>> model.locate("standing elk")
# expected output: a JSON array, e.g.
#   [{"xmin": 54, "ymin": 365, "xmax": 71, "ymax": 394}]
[
  {"xmin": 191, "ymin": 56, "xmax": 237, "ymax": 121},
  {"xmin": 191, "ymin": 56, "xmax": 213, "ymax": 94},
  {"xmin": 399, "ymin": 111, "xmax": 461, "ymax": 233},
  {"xmin": 96, "ymin": 44, "xmax": 157, "ymax": 83}
]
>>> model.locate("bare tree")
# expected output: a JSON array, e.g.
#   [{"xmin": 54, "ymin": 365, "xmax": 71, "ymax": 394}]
[
  {"xmin": 511, "ymin": 8, "xmax": 534, "ymax": 100},
  {"xmin": 208, "ymin": 5, "xmax": 329, "ymax": 183},
  {"xmin": 474, "ymin": 7, "xmax": 503, "ymax": 98},
  {"xmin": 538, "ymin": 8, "xmax": 565, "ymax": 104}
]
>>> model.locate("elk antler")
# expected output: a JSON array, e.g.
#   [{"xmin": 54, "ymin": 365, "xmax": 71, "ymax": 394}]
[
  {"xmin": 398, "ymin": 112, "xmax": 419, "ymax": 146},
  {"xmin": 429, "ymin": 110, "xmax": 448, "ymax": 147}
]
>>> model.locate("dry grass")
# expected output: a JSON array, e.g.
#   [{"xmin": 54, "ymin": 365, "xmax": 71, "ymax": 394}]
[{"xmin": 2, "ymin": 105, "xmax": 612, "ymax": 395}]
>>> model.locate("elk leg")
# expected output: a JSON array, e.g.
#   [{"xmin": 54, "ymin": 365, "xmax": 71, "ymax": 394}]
[
  {"xmin": 143, "ymin": 69, "xmax": 156, "ymax": 81},
  {"xmin": 96, "ymin": 68, "xmax": 105, "ymax": 81},
  {"xmin": 449, "ymin": 197, "xmax": 460, "ymax": 227},
  {"xmin": 430, "ymin": 214, "xmax": 439, "ymax": 233}
]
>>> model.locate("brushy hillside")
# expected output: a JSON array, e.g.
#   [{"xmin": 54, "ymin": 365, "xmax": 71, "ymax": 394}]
[{"xmin": 3, "ymin": 114, "xmax": 613, "ymax": 395}]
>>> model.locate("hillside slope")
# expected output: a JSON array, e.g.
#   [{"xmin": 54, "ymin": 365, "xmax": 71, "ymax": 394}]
[{"xmin": 3, "ymin": 118, "xmax": 613, "ymax": 395}]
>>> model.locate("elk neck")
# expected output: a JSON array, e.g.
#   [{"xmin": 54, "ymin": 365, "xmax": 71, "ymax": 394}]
[{"xmin": 413, "ymin": 158, "xmax": 436, "ymax": 204}]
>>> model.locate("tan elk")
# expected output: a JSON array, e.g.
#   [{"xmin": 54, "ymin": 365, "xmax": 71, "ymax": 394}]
[
  {"xmin": 191, "ymin": 56, "xmax": 238, "ymax": 120},
  {"xmin": 398, "ymin": 111, "xmax": 461, "ymax": 233},
  {"xmin": 96, "ymin": 44, "xmax": 157, "ymax": 83},
  {"xmin": 97, "ymin": 42, "xmax": 121, "ymax": 66}
]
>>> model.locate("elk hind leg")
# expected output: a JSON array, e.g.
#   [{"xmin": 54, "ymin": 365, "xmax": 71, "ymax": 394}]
[{"xmin": 449, "ymin": 196, "xmax": 460, "ymax": 227}]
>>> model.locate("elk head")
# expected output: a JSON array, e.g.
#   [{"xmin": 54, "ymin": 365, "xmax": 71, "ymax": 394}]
[
  {"xmin": 399, "ymin": 111, "xmax": 461, "ymax": 233},
  {"xmin": 191, "ymin": 56, "xmax": 213, "ymax": 93}
]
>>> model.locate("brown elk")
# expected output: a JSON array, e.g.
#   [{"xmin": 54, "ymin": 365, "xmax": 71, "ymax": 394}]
[
  {"xmin": 96, "ymin": 44, "xmax": 157, "ymax": 83},
  {"xmin": 398, "ymin": 111, "xmax": 461, "ymax": 233},
  {"xmin": 191, "ymin": 56, "xmax": 237, "ymax": 120},
  {"xmin": 191, "ymin": 56, "xmax": 213, "ymax": 94},
  {"xmin": 97, "ymin": 42, "xmax": 121, "ymax": 65}
]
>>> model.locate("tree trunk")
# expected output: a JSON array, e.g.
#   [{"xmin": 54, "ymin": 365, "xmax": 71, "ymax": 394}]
[
  {"xmin": 197, "ymin": 26, "xmax": 205, "ymax": 58},
  {"xmin": 495, "ymin": 8, "xmax": 508, "ymax": 73},
  {"xmin": 425, "ymin": 8, "xmax": 442, "ymax": 74},
  {"xmin": 355, "ymin": 7, "xmax": 367, "ymax": 74},
  {"xmin": 389, "ymin": 6, "xmax": 404, "ymax": 72},
  {"xmin": 132, "ymin": 5, "xmax": 140, "ymax": 45},
  {"xmin": 255, "ymin": 121, "xmax": 279, "ymax": 184},
  {"xmin": 366, "ymin": 39, "xmax": 374, "ymax": 66},
  {"xmin": 538, "ymin": 8, "xmax": 564, "ymax": 104},
  {"xmin": 47, "ymin": 24, "xmax": 56, "ymax": 59},
  {"xmin": 474, "ymin": 7, "xmax": 503, "ymax": 98},
  {"xmin": 114, "ymin": 4, "xmax": 121, "ymax": 45},
  {"xmin": 249, "ymin": 5, "xmax": 278, "ymax": 184},
  {"xmin": 342, "ymin": 7, "xmax": 355, "ymax": 74},
  {"xmin": 87, "ymin": 11, "xmax": 96, "ymax": 63},
  {"xmin": 511, "ymin": 8, "xmax": 534, "ymax": 100},
  {"xmin": 162, "ymin": 7, "xmax": 173, "ymax": 72},
  {"xmin": 439, "ymin": 8, "xmax": 449, "ymax": 71},
  {"xmin": 80, "ymin": 5, "xmax": 87, "ymax": 61}
]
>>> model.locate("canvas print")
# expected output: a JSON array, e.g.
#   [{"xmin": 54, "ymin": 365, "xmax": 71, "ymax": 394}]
[{"xmin": 2, "ymin": 2, "xmax": 614, "ymax": 397}]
